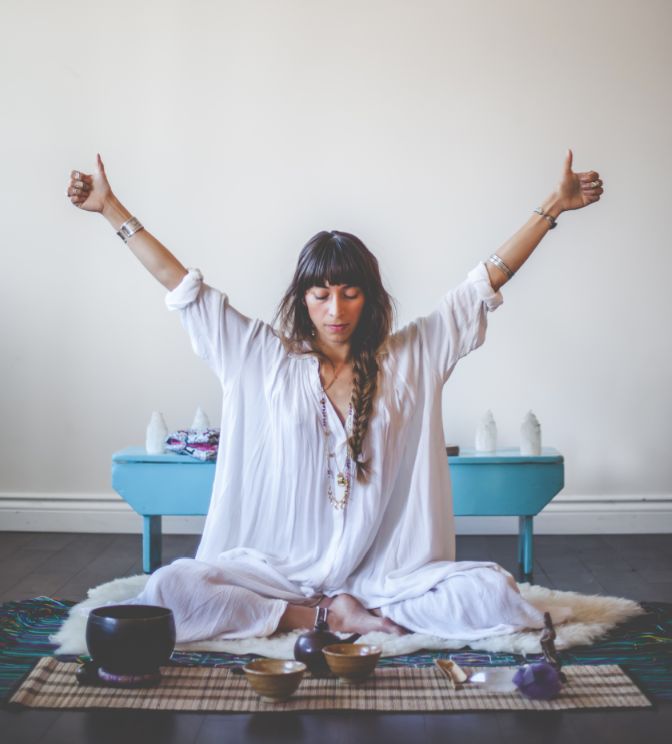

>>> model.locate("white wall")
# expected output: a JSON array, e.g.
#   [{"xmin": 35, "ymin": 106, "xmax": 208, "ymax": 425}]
[{"xmin": 1, "ymin": 0, "xmax": 671, "ymax": 533}]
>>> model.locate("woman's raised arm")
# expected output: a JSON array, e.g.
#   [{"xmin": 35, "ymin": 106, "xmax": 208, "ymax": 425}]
[
  {"xmin": 484, "ymin": 149, "xmax": 603, "ymax": 292},
  {"xmin": 67, "ymin": 154, "xmax": 188, "ymax": 291}
]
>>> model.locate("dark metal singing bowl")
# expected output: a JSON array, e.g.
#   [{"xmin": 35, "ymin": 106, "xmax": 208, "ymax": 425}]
[{"xmin": 86, "ymin": 605, "xmax": 176, "ymax": 675}]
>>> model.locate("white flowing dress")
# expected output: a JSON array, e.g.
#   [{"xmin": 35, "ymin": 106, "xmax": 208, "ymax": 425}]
[{"xmin": 132, "ymin": 262, "xmax": 560, "ymax": 642}]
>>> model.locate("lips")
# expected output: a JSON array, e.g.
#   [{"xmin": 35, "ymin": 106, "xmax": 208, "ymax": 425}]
[{"xmin": 327, "ymin": 324, "xmax": 348, "ymax": 332}]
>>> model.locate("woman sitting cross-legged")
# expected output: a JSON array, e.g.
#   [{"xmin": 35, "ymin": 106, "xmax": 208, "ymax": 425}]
[{"xmin": 66, "ymin": 151, "xmax": 602, "ymax": 642}]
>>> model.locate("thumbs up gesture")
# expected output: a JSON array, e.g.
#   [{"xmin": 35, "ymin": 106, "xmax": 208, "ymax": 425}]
[
  {"xmin": 554, "ymin": 149, "xmax": 603, "ymax": 212},
  {"xmin": 67, "ymin": 153, "xmax": 113, "ymax": 213}
]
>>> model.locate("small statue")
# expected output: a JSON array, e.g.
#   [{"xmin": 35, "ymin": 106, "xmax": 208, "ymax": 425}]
[
  {"xmin": 145, "ymin": 412, "xmax": 168, "ymax": 455},
  {"xmin": 540, "ymin": 612, "xmax": 567, "ymax": 683},
  {"xmin": 191, "ymin": 405, "xmax": 210, "ymax": 433},
  {"xmin": 475, "ymin": 410, "xmax": 498, "ymax": 452},
  {"xmin": 520, "ymin": 410, "xmax": 542, "ymax": 456}
]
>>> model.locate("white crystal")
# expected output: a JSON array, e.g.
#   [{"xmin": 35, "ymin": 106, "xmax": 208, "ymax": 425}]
[
  {"xmin": 191, "ymin": 405, "xmax": 210, "ymax": 432},
  {"xmin": 520, "ymin": 410, "xmax": 542, "ymax": 456},
  {"xmin": 146, "ymin": 411, "xmax": 168, "ymax": 454},
  {"xmin": 475, "ymin": 410, "xmax": 498, "ymax": 452}
]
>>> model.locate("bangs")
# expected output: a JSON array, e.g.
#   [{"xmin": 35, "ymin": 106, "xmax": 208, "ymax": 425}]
[
  {"xmin": 298, "ymin": 234, "xmax": 371, "ymax": 291},
  {"xmin": 273, "ymin": 228, "xmax": 395, "ymax": 359}
]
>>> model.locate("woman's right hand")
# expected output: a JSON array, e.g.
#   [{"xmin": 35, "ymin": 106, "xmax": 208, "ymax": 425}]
[{"xmin": 67, "ymin": 154, "xmax": 112, "ymax": 213}]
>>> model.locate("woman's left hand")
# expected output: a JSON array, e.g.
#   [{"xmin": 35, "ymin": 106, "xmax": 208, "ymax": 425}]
[{"xmin": 554, "ymin": 149, "xmax": 604, "ymax": 212}]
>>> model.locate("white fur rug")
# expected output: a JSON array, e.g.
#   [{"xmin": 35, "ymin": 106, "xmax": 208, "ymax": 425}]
[{"xmin": 51, "ymin": 574, "xmax": 644, "ymax": 659}]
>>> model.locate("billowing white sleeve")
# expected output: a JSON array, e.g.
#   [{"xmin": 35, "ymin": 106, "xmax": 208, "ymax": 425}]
[
  {"xmin": 165, "ymin": 268, "xmax": 263, "ymax": 385},
  {"xmin": 417, "ymin": 261, "xmax": 504, "ymax": 382}
]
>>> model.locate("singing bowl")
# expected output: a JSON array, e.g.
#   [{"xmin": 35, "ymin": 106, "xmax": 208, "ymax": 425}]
[
  {"xmin": 85, "ymin": 605, "xmax": 176, "ymax": 675},
  {"xmin": 322, "ymin": 643, "xmax": 382, "ymax": 681},
  {"xmin": 242, "ymin": 659, "xmax": 306, "ymax": 701}
]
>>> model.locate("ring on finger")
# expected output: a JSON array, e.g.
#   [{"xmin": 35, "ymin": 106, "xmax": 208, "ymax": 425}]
[
  {"xmin": 74, "ymin": 179, "xmax": 83, "ymax": 188},
  {"xmin": 589, "ymin": 180, "xmax": 600, "ymax": 188}
]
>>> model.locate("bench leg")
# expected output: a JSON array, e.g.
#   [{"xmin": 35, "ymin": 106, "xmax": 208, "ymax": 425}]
[
  {"xmin": 518, "ymin": 516, "xmax": 534, "ymax": 583},
  {"xmin": 143, "ymin": 516, "xmax": 162, "ymax": 574}
]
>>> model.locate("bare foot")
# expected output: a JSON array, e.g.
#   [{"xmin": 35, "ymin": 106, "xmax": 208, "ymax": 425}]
[{"xmin": 327, "ymin": 594, "xmax": 408, "ymax": 636}]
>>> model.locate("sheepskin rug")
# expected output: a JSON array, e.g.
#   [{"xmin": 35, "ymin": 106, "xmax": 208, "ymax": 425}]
[{"xmin": 51, "ymin": 574, "xmax": 644, "ymax": 658}]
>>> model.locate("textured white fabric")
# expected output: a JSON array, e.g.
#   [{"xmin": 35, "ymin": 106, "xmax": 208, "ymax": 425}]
[
  {"xmin": 137, "ymin": 560, "xmax": 290, "ymax": 642},
  {"xmin": 128, "ymin": 261, "xmax": 564, "ymax": 641},
  {"xmin": 54, "ymin": 576, "xmax": 642, "ymax": 657}
]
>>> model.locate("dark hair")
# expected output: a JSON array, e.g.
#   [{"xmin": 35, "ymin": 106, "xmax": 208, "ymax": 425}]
[{"xmin": 273, "ymin": 230, "xmax": 395, "ymax": 483}]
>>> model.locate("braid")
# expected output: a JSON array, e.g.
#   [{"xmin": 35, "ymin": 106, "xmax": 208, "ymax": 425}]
[{"xmin": 348, "ymin": 350, "xmax": 379, "ymax": 484}]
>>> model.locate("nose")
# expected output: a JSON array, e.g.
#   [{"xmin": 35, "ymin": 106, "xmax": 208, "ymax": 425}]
[{"xmin": 327, "ymin": 294, "xmax": 343, "ymax": 319}]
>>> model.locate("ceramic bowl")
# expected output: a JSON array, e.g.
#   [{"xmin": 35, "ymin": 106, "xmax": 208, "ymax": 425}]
[
  {"xmin": 242, "ymin": 659, "xmax": 307, "ymax": 701},
  {"xmin": 86, "ymin": 604, "xmax": 176, "ymax": 675},
  {"xmin": 322, "ymin": 643, "xmax": 382, "ymax": 681}
]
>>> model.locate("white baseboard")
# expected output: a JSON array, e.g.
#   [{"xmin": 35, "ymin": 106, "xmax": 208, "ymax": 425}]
[
  {"xmin": 0, "ymin": 491, "xmax": 671, "ymax": 535},
  {"xmin": 0, "ymin": 492, "xmax": 206, "ymax": 534},
  {"xmin": 457, "ymin": 493, "xmax": 672, "ymax": 534}
]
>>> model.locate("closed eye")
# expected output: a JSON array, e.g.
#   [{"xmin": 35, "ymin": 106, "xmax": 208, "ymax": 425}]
[{"xmin": 309, "ymin": 287, "xmax": 362, "ymax": 301}]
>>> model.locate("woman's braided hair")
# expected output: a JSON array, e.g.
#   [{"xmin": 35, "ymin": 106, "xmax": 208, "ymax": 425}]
[{"xmin": 273, "ymin": 230, "xmax": 395, "ymax": 484}]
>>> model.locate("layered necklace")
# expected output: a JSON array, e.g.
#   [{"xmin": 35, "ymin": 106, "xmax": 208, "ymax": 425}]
[{"xmin": 319, "ymin": 361, "xmax": 354, "ymax": 510}]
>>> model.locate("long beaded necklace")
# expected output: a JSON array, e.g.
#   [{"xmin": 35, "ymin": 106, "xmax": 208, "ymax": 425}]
[{"xmin": 319, "ymin": 394, "xmax": 354, "ymax": 510}]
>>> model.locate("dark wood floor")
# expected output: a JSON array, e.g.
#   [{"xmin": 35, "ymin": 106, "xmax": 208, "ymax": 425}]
[{"xmin": 1, "ymin": 532, "xmax": 671, "ymax": 743}]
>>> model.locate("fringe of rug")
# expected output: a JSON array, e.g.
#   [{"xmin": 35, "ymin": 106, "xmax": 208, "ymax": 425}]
[{"xmin": 0, "ymin": 598, "xmax": 74, "ymax": 702}]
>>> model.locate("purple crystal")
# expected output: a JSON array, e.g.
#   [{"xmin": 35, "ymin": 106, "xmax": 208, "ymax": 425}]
[{"xmin": 513, "ymin": 662, "xmax": 562, "ymax": 700}]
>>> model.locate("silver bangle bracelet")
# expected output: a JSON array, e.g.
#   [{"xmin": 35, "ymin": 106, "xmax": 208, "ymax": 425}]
[
  {"xmin": 116, "ymin": 216, "xmax": 145, "ymax": 243},
  {"xmin": 488, "ymin": 254, "xmax": 515, "ymax": 280}
]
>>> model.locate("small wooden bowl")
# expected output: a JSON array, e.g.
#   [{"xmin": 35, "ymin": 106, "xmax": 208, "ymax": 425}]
[
  {"xmin": 322, "ymin": 643, "xmax": 382, "ymax": 681},
  {"xmin": 242, "ymin": 659, "xmax": 306, "ymax": 701}
]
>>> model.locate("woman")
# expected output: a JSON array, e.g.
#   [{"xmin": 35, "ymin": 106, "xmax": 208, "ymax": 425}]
[{"xmin": 67, "ymin": 152, "xmax": 602, "ymax": 642}]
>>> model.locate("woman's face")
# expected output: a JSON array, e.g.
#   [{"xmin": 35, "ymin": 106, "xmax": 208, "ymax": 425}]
[{"xmin": 304, "ymin": 282, "xmax": 366, "ymax": 346}]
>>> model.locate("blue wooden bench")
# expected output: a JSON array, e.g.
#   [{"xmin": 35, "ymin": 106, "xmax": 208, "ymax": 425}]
[
  {"xmin": 448, "ymin": 448, "xmax": 564, "ymax": 581},
  {"xmin": 111, "ymin": 446, "xmax": 563, "ymax": 580}
]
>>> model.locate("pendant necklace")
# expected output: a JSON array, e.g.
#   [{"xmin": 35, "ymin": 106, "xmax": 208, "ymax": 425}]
[{"xmin": 319, "ymin": 394, "xmax": 354, "ymax": 510}]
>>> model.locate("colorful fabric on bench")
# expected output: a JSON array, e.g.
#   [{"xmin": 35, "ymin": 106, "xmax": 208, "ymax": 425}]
[{"xmin": 164, "ymin": 429, "xmax": 220, "ymax": 461}]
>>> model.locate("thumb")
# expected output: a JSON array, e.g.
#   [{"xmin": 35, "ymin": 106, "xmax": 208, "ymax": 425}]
[
  {"xmin": 563, "ymin": 148, "xmax": 573, "ymax": 174},
  {"xmin": 96, "ymin": 153, "xmax": 106, "ymax": 174}
]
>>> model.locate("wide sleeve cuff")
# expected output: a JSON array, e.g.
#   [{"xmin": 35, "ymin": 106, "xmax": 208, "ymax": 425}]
[
  {"xmin": 165, "ymin": 268, "xmax": 204, "ymax": 311},
  {"xmin": 466, "ymin": 261, "xmax": 504, "ymax": 312}
]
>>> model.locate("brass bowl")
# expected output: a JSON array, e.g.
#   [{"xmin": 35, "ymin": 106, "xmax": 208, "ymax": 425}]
[
  {"xmin": 242, "ymin": 659, "xmax": 306, "ymax": 701},
  {"xmin": 322, "ymin": 643, "xmax": 382, "ymax": 681}
]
